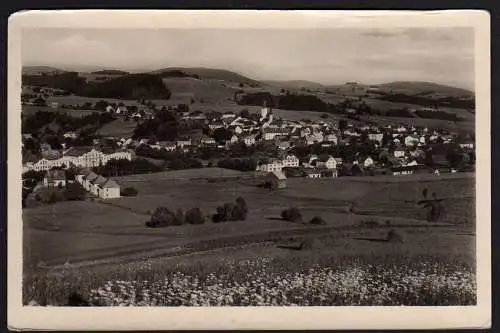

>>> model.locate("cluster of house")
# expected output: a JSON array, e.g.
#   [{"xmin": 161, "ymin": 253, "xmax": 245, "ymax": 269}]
[
  {"xmin": 24, "ymin": 102, "xmax": 474, "ymax": 184},
  {"xmin": 105, "ymin": 104, "xmax": 155, "ymax": 120},
  {"xmin": 23, "ymin": 146, "xmax": 133, "ymax": 173},
  {"xmin": 43, "ymin": 168, "xmax": 121, "ymax": 199},
  {"xmin": 140, "ymin": 104, "xmax": 473, "ymax": 154}
]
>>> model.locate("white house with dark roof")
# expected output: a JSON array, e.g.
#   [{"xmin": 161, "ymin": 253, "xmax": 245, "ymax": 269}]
[
  {"xmin": 315, "ymin": 155, "xmax": 338, "ymax": 169},
  {"xmin": 75, "ymin": 168, "xmax": 121, "ymax": 199},
  {"xmin": 43, "ymin": 169, "xmax": 66, "ymax": 188},
  {"xmin": 100, "ymin": 179, "xmax": 121, "ymax": 199}
]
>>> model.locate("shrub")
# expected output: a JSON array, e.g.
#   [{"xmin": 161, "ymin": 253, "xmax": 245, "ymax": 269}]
[
  {"xmin": 231, "ymin": 204, "xmax": 247, "ymax": 221},
  {"xmin": 309, "ymin": 216, "xmax": 326, "ymax": 225},
  {"xmin": 223, "ymin": 202, "xmax": 236, "ymax": 219},
  {"xmin": 147, "ymin": 206, "xmax": 183, "ymax": 228},
  {"xmin": 121, "ymin": 187, "xmax": 138, "ymax": 197},
  {"xmin": 212, "ymin": 199, "xmax": 248, "ymax": 223},
  {"xmin": 185, "ymin": 208, "xmax": 205, "ymax": 225},
  {"xmin": 281, "ymin": 207, "xmax": 302, "ymax": 223},
  {"xmin": 173, "ymin": 209, "xmax": 185, "ymax": 226},
  {"xmin": 212, "ymin": 213, "xmax": 224, "ymax": 223},
  {"xmin": 235, "ymin": 196, "xmax": 248, "ymax": 214},
  {"xmin": 386, "ymin": 229, "xmax": 406, "ymax": 243}
]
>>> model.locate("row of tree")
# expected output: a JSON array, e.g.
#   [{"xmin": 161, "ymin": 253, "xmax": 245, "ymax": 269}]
[{"xmin": 146, "ymin": 197, "xmax": 248, "ymax": 228}]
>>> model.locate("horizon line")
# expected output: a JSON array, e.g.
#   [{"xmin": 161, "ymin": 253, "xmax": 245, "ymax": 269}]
[{"xmin": 21, "ymin": 63, "xmax": 475, "ymax": 92}]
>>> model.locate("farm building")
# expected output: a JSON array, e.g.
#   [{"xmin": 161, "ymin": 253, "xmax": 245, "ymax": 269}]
[
  {"xmin": 43, "ymin": 169, "xmax": 66, "ymax": 188},
  {"xmin": 306, "ymin": 169, "xmax": 322, "ymax": 178},
  {"xmin": 266, "ymin": 170, "xmax": 287, "ymax": 189},
  {"xmin": 75, "ymin": 168, "xmax": 121, "ymax": 199},
  {"xmin": 96, "ymin": 178, "xmax": 121, "ymax": 199}
]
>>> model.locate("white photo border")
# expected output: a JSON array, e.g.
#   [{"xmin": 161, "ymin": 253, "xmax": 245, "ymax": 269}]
[{"xmin": 7, "ymin": 10, "xmax": 491, "ymax": 331}]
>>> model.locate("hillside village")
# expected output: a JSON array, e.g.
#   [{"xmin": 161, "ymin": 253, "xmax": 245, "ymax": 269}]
[{"xmin": 20, "ymin": 68, "xmax": 475, "ymax": 206}]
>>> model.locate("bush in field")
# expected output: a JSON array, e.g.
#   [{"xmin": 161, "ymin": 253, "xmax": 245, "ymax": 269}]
[
  {"xmin": 173, "ymin": 209, "xmax": 185, "ymax": 226},
  {"xmin": 212, "ymin": 198, "xmax": 248, "ymax": 223},
  {"xmin": 65, "ymin": 183, "xmax": 87, "ymax": 201},
  {"xmin": 281, "ymin": 207, "xmax": 302, "ymax": 223},
  {"xmin": 147, "ymin": 207, "xmax": 179, "ymax": 228},
  {"xmin": 309, "ymin": 216, "xmax": 326, "ymax": 225},
  {"xmin": 386, "ymin": 229, "xmax": 405, "ymax": 243},
  {"xmin": 211, "ymin": 213, "xmax": 224, "ymax": 223},
  {"xmin": 231, "ymin": 204, "xmax": 247, "ymax": 221},
  {"xmin": 235, "ymin": 197, "xmax": 248, "ymax": 215},
  {"xmin": 120, "ymin": 187, "xmax": 138, "ymax": 197},
  {"xmin": 185, "ymin": 208, "xmax": 205, "ymax": 225}
]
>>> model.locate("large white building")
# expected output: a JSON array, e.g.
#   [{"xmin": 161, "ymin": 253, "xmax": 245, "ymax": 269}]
[{"xmin": 25, "ymin": 147, "xmax": 133, "ymax": 172}]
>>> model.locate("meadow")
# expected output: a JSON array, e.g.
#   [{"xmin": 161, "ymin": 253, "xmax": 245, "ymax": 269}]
[{"xmin": 22, "ymin": 170, "xmax": 476, "ymax": 306}]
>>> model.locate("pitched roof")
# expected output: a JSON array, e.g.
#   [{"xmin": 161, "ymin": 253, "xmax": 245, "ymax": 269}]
[
  {"xmin": 103, "ymin": 179, "xmax": 120, "ymax": 188},
  {"xmin": 41, "ymin": 150, "xmax": 62, "ymax": 160},
  {"xmin": 85, "ymin": 172, "xmax": 99, "ymax": 182},
  {"xmin": 78, "ymin": 168, "xmax": 94, "ymax": 177},
  {"xmin": 63, "ymin": 147, "xmax": 93, "ymax": 157},
  {"xmin": 92, "ymin": 175, "xmax": 107, "ymax": 185}
]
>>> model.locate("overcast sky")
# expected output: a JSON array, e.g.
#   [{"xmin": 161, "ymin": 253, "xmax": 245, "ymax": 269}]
[{"xmin": 22, "ymin": 28, "xmax": 474, "ymax": 89}]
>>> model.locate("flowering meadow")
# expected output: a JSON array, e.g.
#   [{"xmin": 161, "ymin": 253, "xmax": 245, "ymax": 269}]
[{"xmin": 80, "ymin": 256, "xmax": 476, "ymax": 306}]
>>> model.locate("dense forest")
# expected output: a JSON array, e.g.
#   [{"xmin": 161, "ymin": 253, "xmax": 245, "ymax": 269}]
[
  {"xmin": 22, "ymin": 72, "xmax": 86, "ymax": 93},
  {"xmin": 132, "ymin": 110, "xmax": 179, "ymax": 141},
  {"xmin": 374, "ymin": 92, "xmax": 475, "ymax": 109},
  {"xmin": 157, "ymin": 70, "xmax": 201, "ymax": 79},
  {"xmin": 22, "ymin": 73, "xmax": 172, "ymax": 100},
  {"xmin": 22, "ymin": 110, "xmax": 116, "ymax": 135},
  {"xmin": 79, "ymin": 74, "xmax": 172, "ymax": 99}
]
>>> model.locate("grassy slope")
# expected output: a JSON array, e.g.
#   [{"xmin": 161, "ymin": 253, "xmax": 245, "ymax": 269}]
[
  {"xmin": 375, "ymin": 81, "xmax": 474, "ymax": 97},
  {"xmin": 152, "ymin": 67, "xmax": 260, "ymax": 84},
  {"xmin": 23, "ymin": 173, "xmax": 475, "ymax": 270}
]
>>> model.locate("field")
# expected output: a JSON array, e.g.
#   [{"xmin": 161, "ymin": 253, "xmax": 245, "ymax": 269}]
[
  {"xmin": 22, "ymin": 106, "xmax": 99, "ymax": 118},
  {"xmin": 23, "ymin": 169, "xmax": 476, "ymax": 306},
  {"xmin": 95, "ymin": 118, "xmax": 139, "ymax": 138}
]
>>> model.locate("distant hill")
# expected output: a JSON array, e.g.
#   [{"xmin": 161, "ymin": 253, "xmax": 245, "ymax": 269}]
[
  {"xmin": 152, "ymin": 67, "xmax": 260, "ymax": 85},
  {"xmin": 375, "ymin": 81, "xmax": 474, "ymax": 97},
  {"xmin": 22, "ymin": 66, "xmax": 67, "ymax": 75},
  {"xmin": 263, "ymin": 80, "xmax": 325, "ymax": 90},
  {"xmin": 91, "ymin": 70, "xmax": 130, "ymax": 75}
]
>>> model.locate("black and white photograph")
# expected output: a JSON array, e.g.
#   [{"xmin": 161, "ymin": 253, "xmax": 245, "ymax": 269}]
[{"xmin": 8, "ymin": 10, "xmax": 491, "ymax": 330}]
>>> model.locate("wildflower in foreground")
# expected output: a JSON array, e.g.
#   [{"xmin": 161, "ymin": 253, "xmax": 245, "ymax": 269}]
[{"xmin": 88, "ymin": 259, "xmax": 476, "ymax": 307}]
